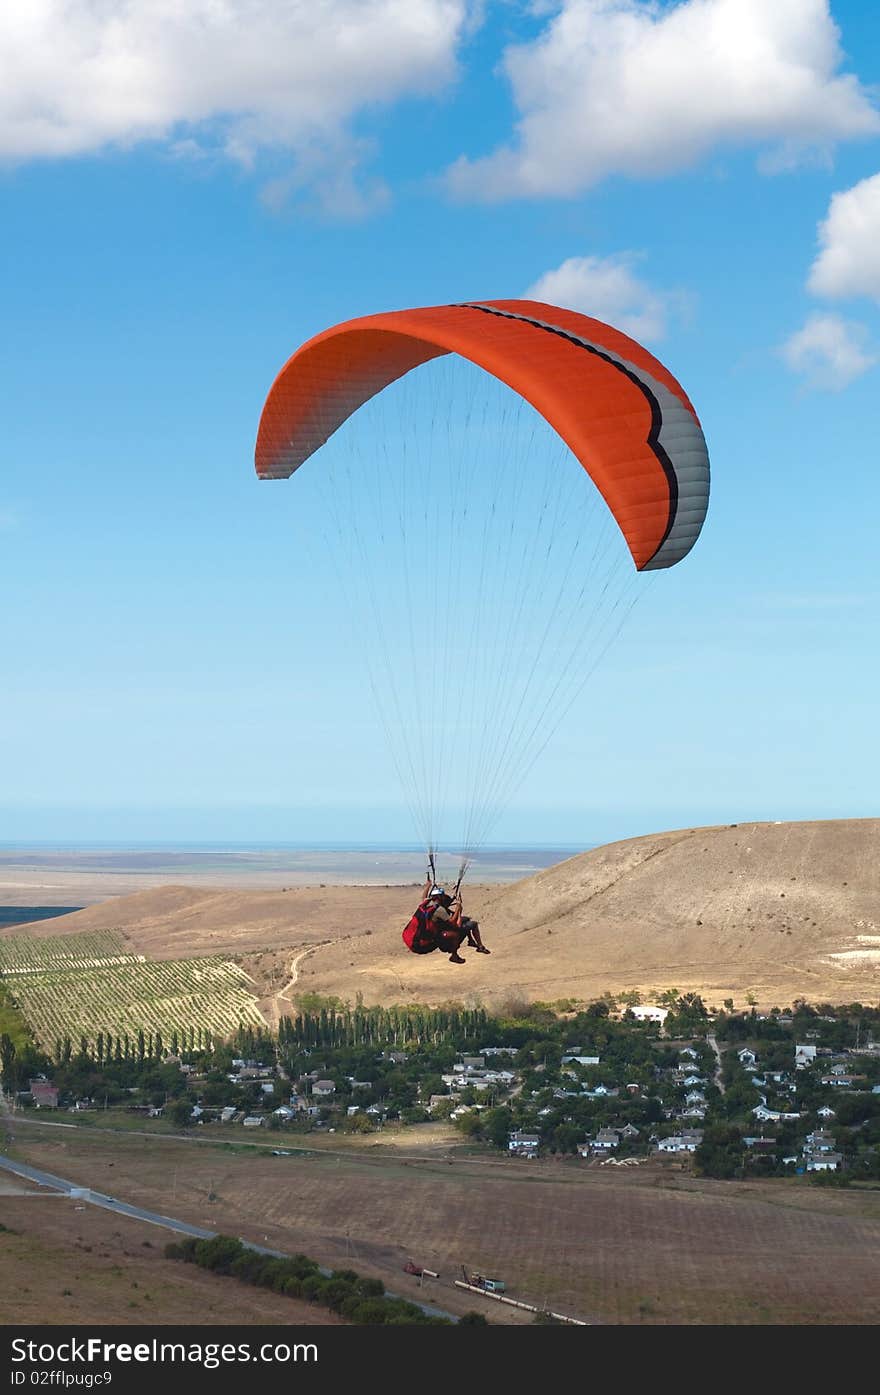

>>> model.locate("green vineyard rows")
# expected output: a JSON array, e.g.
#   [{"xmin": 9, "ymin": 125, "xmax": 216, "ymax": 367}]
[{"xmin": 0, "ymin": 932, "xmax": 266, "ymax": 1052}]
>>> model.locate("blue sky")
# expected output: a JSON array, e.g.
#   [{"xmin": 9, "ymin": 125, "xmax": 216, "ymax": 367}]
[{"xmin": 1, "ymin": 0, "xmax": 879, "ymax": 849}]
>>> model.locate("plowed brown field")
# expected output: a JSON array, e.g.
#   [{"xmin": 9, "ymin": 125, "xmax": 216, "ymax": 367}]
[{"xmin": 5, "ymin": 1120, "xmax": 879, "ymax": 1326}]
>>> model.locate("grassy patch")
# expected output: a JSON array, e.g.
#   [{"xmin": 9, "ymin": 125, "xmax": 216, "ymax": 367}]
[{"xmin": 0, "ymin": 982, "xmax": 34, "ymax": 1051}]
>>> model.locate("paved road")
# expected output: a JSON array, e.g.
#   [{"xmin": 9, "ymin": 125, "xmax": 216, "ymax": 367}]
[
  {"xmin": 0, "ymin": 1153, "xmax": 215, "ymax": 1237},
  {"xmin": 0, "ymin": 1153, "xmax": 458, "ymax": 1321}
]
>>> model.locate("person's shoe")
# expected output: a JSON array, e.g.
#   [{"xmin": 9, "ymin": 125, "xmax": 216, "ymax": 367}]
[
  {"xmin": 476, "ymin": 946, "xmax": 491, "ymax": 954},
  {"xmin": 449, "ymin": 953, "xmax": 466, "ymax": 964}
]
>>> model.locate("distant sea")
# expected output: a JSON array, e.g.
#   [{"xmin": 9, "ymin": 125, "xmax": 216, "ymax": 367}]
[
  {"xmin": 0, "ymin": 842, "xmax": 589, "ymax": 898},
  {"xmin": 0, "ymin": 906, "xmax": 83, "ymax": 927}
]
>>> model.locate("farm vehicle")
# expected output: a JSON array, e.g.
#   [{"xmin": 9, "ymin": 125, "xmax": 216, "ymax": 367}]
[{"xmin": 460, "ymin": 1266, "xmax": 506, "ymax": 1293}]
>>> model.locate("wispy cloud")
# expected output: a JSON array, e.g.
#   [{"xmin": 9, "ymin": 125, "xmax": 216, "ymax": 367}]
[
  {"xmin": 782, "ymin": 169, "xmax": 880, "ymax": 389},
  {"xmin": 779, "ymin": 311, "xmax": 876, "ymax": 390},
  {"xmin": 525, "ymin": 252, "xmax": 690, "ymax": 342},
  {"xmin": 445, "ymin": 0, "xmax": 878, "ymax": 200}
]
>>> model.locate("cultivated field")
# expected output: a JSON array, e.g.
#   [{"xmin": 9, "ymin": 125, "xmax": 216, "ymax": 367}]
[
  {"xmin": 0, "ymin": 929, "xmax": 138, "ymax": 975},
  {"xmin": 5, "ymin": 1120, "xmax": 880, "ymax": 1326},
  {"xmin": 0, "ymin": 932, "xmax": 266, "ymax": 1053}
]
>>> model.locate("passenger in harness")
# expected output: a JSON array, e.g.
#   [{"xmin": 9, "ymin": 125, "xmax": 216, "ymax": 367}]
[{"xmin": 402, "ymin": 877, "xmax": 491, "ymax": 964}]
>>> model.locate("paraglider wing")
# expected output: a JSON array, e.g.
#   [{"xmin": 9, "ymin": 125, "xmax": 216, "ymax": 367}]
[{"xmin": 255, "ymin": 298, "xmax": 709, "ymax": 570}]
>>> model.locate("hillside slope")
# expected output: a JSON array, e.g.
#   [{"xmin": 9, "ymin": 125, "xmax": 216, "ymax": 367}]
[{"xmin": 4, "ymin": 820, "xmax": 878, "ymax": 1010}]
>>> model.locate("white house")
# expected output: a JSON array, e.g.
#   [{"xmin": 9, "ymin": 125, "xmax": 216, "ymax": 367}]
[
  {"xmin": 806, "ymin": 1153, "xmax": 842, "ymax": 1172},
  {"xmin": 657, "ymin": 1132, "xmax": 703, "ymax": 1153},
  {"xmin": 591, "ymin": 1129, "xmax": 620, "ymax": 1152},
  {"xmin": 804, "ymin": 1130, "xmax": 835, "ymax": 1152},
  {"xmin": 737, "ymin": 1048, "xmax": 757, "ymax": 1068},
  {"xmin": 312, "ymin": 1080, "xmax": 336, "ymax": 1097},
  {"xmin": 795, "ymin": 1043, "xmax": 817, "ymax": 1067},
  {"xmin": 242, "ymin": 1115, "xmax": 265, "ymax": 1128},
  {"xmin": 630, "ymin": 1006, "xmax": 669, "ymax": 1024},
  {"xmin": 753, "ymin": 1104, "xmax": 801, "ymax": 1122},
  {"xmin": 508, "ymin": 1131, "xmax": 541, "ymax": 1157}
]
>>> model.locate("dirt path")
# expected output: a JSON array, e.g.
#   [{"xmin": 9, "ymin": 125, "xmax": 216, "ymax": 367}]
[
  {"xmin": 707, "ymin": 1034, "xmax": 725, "ymax": 1094},
  {"xmin": 261, "ymin": 940, "xmax": 336, "ymax": 1028},
  {"xmin": 277, "ymin": 946, "xmax": 320, "ymax": 1002}
]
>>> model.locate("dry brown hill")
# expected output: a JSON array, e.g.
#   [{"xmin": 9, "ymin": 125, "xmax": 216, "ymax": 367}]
[{"xmin": 5, "ymin": 819, "xmax": 879, "ymax": 1012}]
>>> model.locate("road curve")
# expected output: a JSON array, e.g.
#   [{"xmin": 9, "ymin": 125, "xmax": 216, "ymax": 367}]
[{"xmin": 0, "ymin": 1154, "xmax": 458, "ymax": 1321}]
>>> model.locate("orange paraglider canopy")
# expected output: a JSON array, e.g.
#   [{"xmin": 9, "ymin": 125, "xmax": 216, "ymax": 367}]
[{"xmin": 255, "ymin": 299, "xmax": 709, "ymax": 570}]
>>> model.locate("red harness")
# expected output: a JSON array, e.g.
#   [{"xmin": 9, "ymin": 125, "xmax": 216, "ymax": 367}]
[{"xmin": 402, "ymin": 899, "xmax": 440, "ymax": 954}]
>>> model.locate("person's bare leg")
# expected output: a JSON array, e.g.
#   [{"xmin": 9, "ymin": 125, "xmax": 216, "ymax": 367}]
[
  {"xmin": 465, "ymin": 918, "xmax": 490, "ymax": 954},
  {"xmin": 449, "ymin": 928, "xmax": 467, "ymax": 963}
]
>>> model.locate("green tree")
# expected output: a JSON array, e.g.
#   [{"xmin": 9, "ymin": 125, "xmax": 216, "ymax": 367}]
[
  {"xmin": 552, "ymin": 1123, "xmax": 582, "ymax": 1154},
  {"xmin": 483, "ymin": 1106, "xmax": 514, "ymax": 1149},
  {"xmin": 167, "ymin": 1098, "xmax": 193, "ymax": 1129},
  {"xmin": 0, "ymin": 1034, "xmax": 16, "ymax": 1087},
  {"xmin": 694, "ymin": 1126, "xmax": 745, "ymax": 1179}
]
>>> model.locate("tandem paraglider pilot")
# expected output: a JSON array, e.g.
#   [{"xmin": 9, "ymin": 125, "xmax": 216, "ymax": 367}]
[{"xmin": 402, "ymin": 879, "xmax": 491, "ymax": 964}]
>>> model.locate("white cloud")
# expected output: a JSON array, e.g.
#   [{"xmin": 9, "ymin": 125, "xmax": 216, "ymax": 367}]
[
  {"xmin": 780, "ymin": 312, "xmax": 876, "ymax": 389},
  {"xmin": 808, "ymin": 171, "xmax": 880, "ymax": 302},
  {"xmin": 0, "ymin": 2, "xmax": 470, "ymax": 204},
  {"xmin": 446, "ymin": 0, "xmax": 879, "ymax": 200},
  {"xmin": 525, "ymin": 253, "xmax": 684, "ymax": 341}
]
